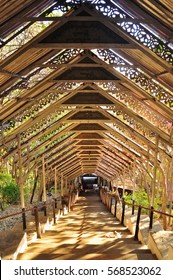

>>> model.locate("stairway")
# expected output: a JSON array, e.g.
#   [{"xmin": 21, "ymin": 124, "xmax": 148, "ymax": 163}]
[{"xmin": 17, "ymin": 191, "xmax": 156, "ymax": 260}]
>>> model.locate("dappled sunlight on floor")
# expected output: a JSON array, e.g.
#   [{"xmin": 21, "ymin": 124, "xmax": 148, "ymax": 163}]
[{"xmin": 17, "ymin": 191, "xmax": 156, "ymax": 260}]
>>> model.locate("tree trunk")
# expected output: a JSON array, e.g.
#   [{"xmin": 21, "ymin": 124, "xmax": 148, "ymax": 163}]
[{"xmin": 30, "ymin": 174, "xmax": 38, "ymax": 204}]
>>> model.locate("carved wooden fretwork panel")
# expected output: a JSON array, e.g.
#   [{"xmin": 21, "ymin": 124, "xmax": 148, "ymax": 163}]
[
  {"xmin": 94, "ymin": 49, "xmax": 173, "ymax": 110},
  {"xmin": 1, "ymin": 49, "xmax": 83, "ymax": 104},
  {"xmin": 47, "ymin": 49, "xmax": 83, "ymax": 65},
  {"xmin": 55, "ymin": 1, "xmax": 173, "ymax": 64},
  {"xmin": 118, "ymin": 66, "xmax": 173, "ymax": 109}
]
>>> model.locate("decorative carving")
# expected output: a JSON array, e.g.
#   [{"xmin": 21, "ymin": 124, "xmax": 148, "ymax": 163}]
[
  {"xmin": 119, "ymin": 22, "xmax": 173, "ymax": 65},
  {"xmin": 96, "ymin": 49, "xmax": 126, "ymax": 65},
  {"xmin": 94, "ymin": 49, "xmax": 173, "ymax": 110},
  {"xmin": 20, "ymin": 112, "xmax": 69, "ymax": 141},
  {"xmin": 1, "ymin": 0, "xmax": 172, "ymax": 65},
  {"xmin": 117, "ymin": 66, "xmax": 173, "ymax": 109},
  {"xmin": 1, "ymin": 49, "xmax": 82, "ymax": 102},
  {"xmin": 55, "ymin": 1, "xmax": 172, "ymax": 64},
  {"xmin": 46, "ymin": 49, "xmax": 83, "ymax": 65},
  {"xmin": 108, "ymin": 109, "xmax": 157, "ymax": 144}
]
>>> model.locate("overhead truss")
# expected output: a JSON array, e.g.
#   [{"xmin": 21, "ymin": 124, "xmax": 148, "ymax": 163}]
[{"xmin": 0, "ymin": 0, "xmax": 172, "ymax": 182}]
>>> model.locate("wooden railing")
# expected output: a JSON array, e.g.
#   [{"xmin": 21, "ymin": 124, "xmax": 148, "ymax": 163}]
[
  {"xmin": 100, "ymin": 188, "xmax": 173, "ymax": 240},
  {"xmin": 0, "ymin": 191, "xmax": 78, "ymax": 239}
]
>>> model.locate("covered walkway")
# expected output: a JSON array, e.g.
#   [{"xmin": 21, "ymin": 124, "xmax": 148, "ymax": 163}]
[
  {"xmin": 0, "ymin": 0, "xmax": 173, "ymax": 261},
  {"xmin": 17, "ymin": 191, "xmax": 156, "ymax": 260}
]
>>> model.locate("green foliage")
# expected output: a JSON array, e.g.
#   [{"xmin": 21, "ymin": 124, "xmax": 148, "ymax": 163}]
[
  {"xmin": 124, "ymin": 190, "xmax": 149, "ymax": 207},
  {"xmin": 1, "ymin": 183, "xmax": 20, "ymax": 204},
  {"xmin": 0, "ymin": 173, "xmax": 20, "ymax": 208},
  {"xmin": 24, "ymin": 173, "xmax": 35, "ymax": 202},
  {"xmin": 124, "ymin": 189, "xmax": 162, "ymax": 211}
]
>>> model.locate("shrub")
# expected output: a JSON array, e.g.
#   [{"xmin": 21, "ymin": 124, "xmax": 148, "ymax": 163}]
[
  {"xmin": 124, "ymin": 189, "xmax": 161, "ymax": 212},
  {"xmin": 0, "ymin": 173, "xmax": 20, "ymax": 208}
]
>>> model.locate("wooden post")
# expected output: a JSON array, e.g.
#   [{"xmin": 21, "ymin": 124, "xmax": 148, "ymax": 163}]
[
  {"xmin": 168, "ymin": 156, "xmax": 173, "ymax": 225},
  {"xmin": 131, "ymin": 161, "xmax": 136, "ymax": 215},
  {"xmin": 120, "ymin": 173, "xmax": 125, "ymax": 197},
  {"xmin": 65, "ymin": 177, "xmax": 68, "ymax": 191},
  {"xmin": 54, "ymin": 168, "xmax": 58, "ymax": 208},
  {"xmin": 42, "ymin": 156, "xmax": 47, "ymax": 216},
  {"xmin": 121, "ymin": 197, "xmax": 125, "ymax": 225},
  {"xmin": 132, "ymin": 161, "xmax": 136, "ymax": 201},
  {"xmin": 30, "ymin": 171, "xmax": 38, "ymax": 204},
  {"xmin": 34, "ymin": 206, "xmax": 41, "ymax": 238},
  {"xmin": 52, "ymin": 200, "xmax": 56, "ymax": 225},
  {"xmin": 147, "ymin": 145, "xmax": 150, "ymax": 174},
  {"xmin": 17, "ymin": 134, "xmax": 26, "ymax": 230},
  {"xmin": 134, "ymin": 206, "xmax": 142, "ymax": 240},
  {"xmin": 61, "ymin": 173, "xmax": 64, "ymax": 196},
  {"xmin": 151, "ymin": 136, "xmax": 159, "ymax": 207},
  {"xmin": 114, "ymin": 199, "xmax": 117, "ymax": 217},
  {"xmin": 149, "ymin": 206, "xmax": 154, "ymax": 229}
]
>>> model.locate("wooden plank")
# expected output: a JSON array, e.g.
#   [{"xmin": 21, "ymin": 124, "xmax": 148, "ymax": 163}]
[
  {"xmin": 35, "ymin": 43, "xmax": 136, "ymax": 49},
  {"xmin": 10, "ymin": 16, "xmax": 158, "ymax": 24}
]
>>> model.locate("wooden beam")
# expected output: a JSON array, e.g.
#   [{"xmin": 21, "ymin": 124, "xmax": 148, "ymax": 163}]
[
  {"xmin": 34, "ymin": 43, "xmax": 136, "ymax": 49},
  {"xmin": 10, "ymin": 16, "xmax": 158, "ymax": 24}
]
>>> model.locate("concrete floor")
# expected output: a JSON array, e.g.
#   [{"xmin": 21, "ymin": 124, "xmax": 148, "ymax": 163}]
[{"xmin": 17, "ymin": 191, "xmax": 156, "ymax": 260}]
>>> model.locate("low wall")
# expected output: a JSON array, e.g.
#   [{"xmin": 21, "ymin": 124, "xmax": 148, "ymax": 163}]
[
  {"xmin": 111, "ymin": 203, "xmax": 173, "ymax": 260},
  {"xmin": 168, "ymin": 244, "xmax": 173, "ymax": 259},
  {"xmin": 1, "ymin": 207, "xmax": 63, "ymax": 260}
]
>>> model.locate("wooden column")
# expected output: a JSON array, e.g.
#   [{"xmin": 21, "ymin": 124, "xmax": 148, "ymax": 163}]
[
  {"xmin": 169, "ymin": 156, "xmax": 173, "ymax": 225},
  {"xmin": 121, "ymin": 173, "xmax": 125, "ymax": 197},
  {"xmin": 42, "ymin": 156, "xmax": 47, "ymax": 216},
  {"xmin": 65, "ymin": 177, "xmax": 68, "ymax": 193},
  {"xmin": 17, "ymin": 134, "xmax": 26, "ymax": 230},
  {"xmin": 132, "ymin": 162, "xmax": 136, "ymax": 201},
  {"xmin": 151, "ymin": 136, "xmax": 159, "ymax": 207},
  {"xmin": 54, "ymin": 168, "xmax": 58, "ymax": 198},
  {"xmin": 61, "ymin": 173, "xmax": 64, "ymax": 196},
  {"xmin": 147, "ymin": 145, "xmax": 150, "ymax": 173},
  {"xmin": 54, "ymin": 168, "xmax": 58, "ymax": 209}
]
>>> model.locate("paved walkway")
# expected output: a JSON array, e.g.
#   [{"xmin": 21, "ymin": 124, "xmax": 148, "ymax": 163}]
[{"xmin": 17, "ymin": 191, "xmax": 156, "ymax": 260}]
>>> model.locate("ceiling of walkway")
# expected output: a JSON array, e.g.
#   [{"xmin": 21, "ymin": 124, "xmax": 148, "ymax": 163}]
[{"xmin": 0, "ymin": 0, "xmax": 173, "ymax": 181}]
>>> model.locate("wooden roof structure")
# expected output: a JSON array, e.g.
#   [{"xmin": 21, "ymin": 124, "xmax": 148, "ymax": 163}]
[{"xmin": 0, "ymin": 0, "xmax": 173, "ymax": 183}]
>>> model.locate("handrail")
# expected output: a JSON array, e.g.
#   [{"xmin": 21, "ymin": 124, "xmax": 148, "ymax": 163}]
[
  {"xmin": 0, "ymin": 201, "xmax": 54, "ymax": 221},
  {"xmin": 0, "ymin": 191, "xmax": 79, "ymax": 238},
  {"xmin": 100, "ymin": 188, "xmax": 173, "ymax": 241},
  {"xmin": 102, "ymin": 190, "xmax": 173, "ymax": 219},
  {"xmin": 124, "ymin": 200, "xmax": 173, "ymax": 219}
]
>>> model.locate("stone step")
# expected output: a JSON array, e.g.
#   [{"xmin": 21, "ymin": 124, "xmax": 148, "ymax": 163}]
[
  {"xmin": 19, "ymin": 243, "xmax": 153, "ymax": 255},
  {"xmin": 16, "ymin": 192, "xmax": 156, "ymax": 260},
  {"xmin": 17, "ymin": 252, "xmax": 156, "ymax": 260}
]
